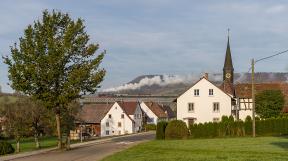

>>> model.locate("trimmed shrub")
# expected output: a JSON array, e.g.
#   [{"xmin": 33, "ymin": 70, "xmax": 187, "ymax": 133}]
[
  {"xmin": 0, "ymin": 141, "xmax": 14, "ymax": 155},
  {"xmin": 156, "ymin": 121, "xmax": 168, "ymax": 140},
  {"xmin": 189, "ymin": 117, "xmax": 288, "ymax": 138},
  {"xmin": 165, "ymin": 120, "xmax": 189, "ymax": 140},
  {"xmin": 145, "ymin": 124, "xmax": 156, "ymax": 131}
]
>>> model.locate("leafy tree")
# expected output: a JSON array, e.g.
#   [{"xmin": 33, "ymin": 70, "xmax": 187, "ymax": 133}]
[
  {"xmin": 255, "ymin": 90, "xmax": 284, "ymax": 119},
  {"xmin": 2, "ymin": 100, "xmax": 30, "ymax": 153},
  {"xmin": 3, "ymin": 10, "xmax": 106, "ymax": 149},
  {"xmin": 21, "ymin": 97, "xmax": 51, "ymax": 149}
]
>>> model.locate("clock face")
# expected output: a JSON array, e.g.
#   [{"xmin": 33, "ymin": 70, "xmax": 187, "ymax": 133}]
[{"xmin": 226, "ymin": 73, "xmax": 231, "ymax": 78}]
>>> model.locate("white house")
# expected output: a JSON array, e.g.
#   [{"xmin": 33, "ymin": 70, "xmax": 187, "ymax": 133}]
[
  {"xmin": 140, "ymin": 101, "xmax": 175, "ymax": 124},
  {"xmin": 177, "ymin": 76, "xmax": 235, "ymax": 125},
  {"xmin": 100, "ymin": 101, "xmax": 143, "ymax": 137}
]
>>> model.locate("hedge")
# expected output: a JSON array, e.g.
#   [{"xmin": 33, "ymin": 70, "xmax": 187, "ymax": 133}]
[
  {"xmin": 144, "ymin": 124, "xmax": 156, "ymax": 131},
  {"xmin": 156, "ymin": 121, "xmax": 168, "ymax": 140},
  {"xmin": 165, "ymin": 120, "xmax": 189, "ymax": 140},
  {"xmin": 189, "ymin": 116, "xmax": 288, "ymax": 138},
  {"xmin": 0, "ymin": 141, "xmax": 14, "ymax": 155}
]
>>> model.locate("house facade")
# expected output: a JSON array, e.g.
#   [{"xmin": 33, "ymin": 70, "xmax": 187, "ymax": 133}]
[
  {"xmin": 100, "ymin": 101, "xmax": 143, "ymax": 137},
  {"xmin": 177, "ymin": 76, "xmax": 234, "ymax": 125}
]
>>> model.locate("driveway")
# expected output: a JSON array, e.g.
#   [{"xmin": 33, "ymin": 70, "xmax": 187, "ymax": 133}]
[{"xmin": 6, "ymin": 132, "xmax": 155, "ymax": 161}]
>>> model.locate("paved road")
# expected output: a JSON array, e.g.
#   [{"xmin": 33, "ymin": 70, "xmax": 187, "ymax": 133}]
[{"xmin": 9, "ymin": 132, "xmax": 155, "ymax": 161}]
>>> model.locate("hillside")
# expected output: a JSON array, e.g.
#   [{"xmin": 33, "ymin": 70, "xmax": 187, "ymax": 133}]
[{"xmin": 102, "ymin": 72, "xmax": 288, "ymax": 95}]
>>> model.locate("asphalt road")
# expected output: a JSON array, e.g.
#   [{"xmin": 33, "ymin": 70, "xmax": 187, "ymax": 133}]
[{"xmin": 9, "ymin": 132, "xmax": 155, "ymax": 161}]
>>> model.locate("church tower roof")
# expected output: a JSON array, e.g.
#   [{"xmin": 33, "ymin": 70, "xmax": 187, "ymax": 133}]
[{"xmin": 223, "ymin": 29, "xmax": 234, "ymax": 70}]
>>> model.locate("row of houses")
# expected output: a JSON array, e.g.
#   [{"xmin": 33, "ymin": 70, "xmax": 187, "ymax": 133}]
[{"xmin": 71, "ymin": 101, "xmax": 175, "ymax": 139}]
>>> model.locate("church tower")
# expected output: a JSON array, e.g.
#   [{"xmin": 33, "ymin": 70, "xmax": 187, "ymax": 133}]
[{"xmin": 223, "ymin": 29, "xmax": 234, "ymax": 84}]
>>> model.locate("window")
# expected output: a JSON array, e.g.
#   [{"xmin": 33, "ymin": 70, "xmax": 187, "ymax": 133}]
[
  {"xmin": 209, "ymin": 89, "xmax": 214, "ymax": 96},
  {"xmin": 106, "ymin": 130, "xmax": 109, "ymax": 135},
  {"xmin": 213, "ymin": 102, "xmax": 220, "ymax": 112},
  {"xmin": 213, "ymin": 117, "xmax": 220, "ymax": 122},
  {"xmin": 106, "ymin": 122, "xmax": 109, "ymax": 127},
  {"xmin": 115, "ymin": 106, "xmax": 117, "ymax": 109},
  {"xmin": 134, "ymin": 114, "xmax": 137, "ymax": 118},
  {"xmin": 118, "ymin": 122, "xmax": 122, "ymax": 127},
  {"xmin": 108, "ymin": 114, "xmax": 112, "ymax": 118},
  {"xmin": 121, "ymin": 114, "xmax": 124, "ymax": 119},
  {"xmin": 188, "ymin": 103, "xmax": 194, "ymax": 112},
  {"xmin": 194, "ymin": 89, "xmax": 199, "ymax": 96}
]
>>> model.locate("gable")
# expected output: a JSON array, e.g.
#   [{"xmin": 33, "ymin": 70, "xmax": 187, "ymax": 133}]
[{"xmin": 177, "ymin": 77, "xmax": 232, "ymax": 101}]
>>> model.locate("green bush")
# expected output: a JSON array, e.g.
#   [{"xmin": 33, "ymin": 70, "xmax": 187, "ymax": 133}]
[
  {"xmin": 189, "ymin": 117, "xmax": 288, "ymax": 138},
  {"xmin": 0, "ymin": 141, "xmax": 15, "ymax": 155},
  {"xmin": 145, "ymin": 124, "xmax": 156, "ymax": 131},
  {"xmin": 156, "ymin": 121, "xmax": 168, "ymax": 140},
  {"xmin": 165, "ymin": 120, "xmax": 189, "ymax": 140}
]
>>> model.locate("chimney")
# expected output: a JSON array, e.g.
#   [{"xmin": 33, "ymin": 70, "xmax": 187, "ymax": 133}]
[{"xmin": 204, "ymin": 73, "xmax": 209, "ymax": 80}]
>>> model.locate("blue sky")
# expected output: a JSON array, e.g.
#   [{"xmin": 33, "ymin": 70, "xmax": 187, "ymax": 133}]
[{"xmin": 1, "ymin": 0, "xmax": 288, "ymax": 93}]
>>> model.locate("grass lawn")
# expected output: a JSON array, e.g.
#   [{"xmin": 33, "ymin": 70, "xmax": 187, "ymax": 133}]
[
  {"xmin": 102, "ymin": 136, "xmax": 288, "ymax": 161},
  {"xmin": 8, "ymin": 136, "xmax": 58, "ymax": 153}
]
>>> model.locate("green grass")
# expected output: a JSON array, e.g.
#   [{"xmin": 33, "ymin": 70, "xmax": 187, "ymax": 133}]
[
  {"xmin": 8, "ymin": 136, "xmax": 58, "ymax": 153},
  {"xmin": 102, "ymin": 136, "xmax": 288, "ymax": 161}
]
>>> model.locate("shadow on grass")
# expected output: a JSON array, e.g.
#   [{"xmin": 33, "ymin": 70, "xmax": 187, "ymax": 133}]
[{"xmin": 270, "ymin": 141, "xmax": 288, "ymax": 150}]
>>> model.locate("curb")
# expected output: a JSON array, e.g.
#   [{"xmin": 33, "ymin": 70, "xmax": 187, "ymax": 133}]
[{"xmin": 0, "ymin": 131, "xmax": 154, "ymax": 161}]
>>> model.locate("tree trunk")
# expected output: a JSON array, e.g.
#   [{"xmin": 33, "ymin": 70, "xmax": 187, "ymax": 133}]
[
  {"xmin": 66, "ymin": 133, "xmax": 71, "ymax": 150},
  {"xmin": 55, "ymin": 113, "xmax": 62, "ymax": 149},
  {"xmin": 16, "ymin": 139, "xmax": 20, "ymax": 153},
  {"xmin": 34, "ymin": 134, "xmax": 40, "ymax": 149}
]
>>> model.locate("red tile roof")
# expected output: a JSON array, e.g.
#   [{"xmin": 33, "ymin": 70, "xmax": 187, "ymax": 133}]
[
  {"xmin": 117, "ymin": 101, "xmax": 138, "ymax": 115},
  {"xmin": 144, "ymin": 102, "xmax": 168, "ymax": 118},
  {"xmin": 234, "ymin": 83, "xmax": 288, "ymax": 98},
  {"xmin": 77, "ymin": 103, "xmax": 113, "ymax": 123}
]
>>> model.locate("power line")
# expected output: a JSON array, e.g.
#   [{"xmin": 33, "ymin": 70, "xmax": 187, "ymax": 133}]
[
  {"xmin": 255, "ymin": 49, "xmax": 288, "ymax": 63},
  {"xmin": 247, "ymin": 49, "xmax": 288, "ymax": 73}
]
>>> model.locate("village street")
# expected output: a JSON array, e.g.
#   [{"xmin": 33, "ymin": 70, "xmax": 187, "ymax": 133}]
[{"xmin": 7, "ymin": 132, "xmax": 155, "ymax": 161}]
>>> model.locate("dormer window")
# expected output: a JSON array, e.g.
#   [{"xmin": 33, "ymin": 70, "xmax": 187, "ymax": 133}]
[
  {"xmin": 209, "ymin": 89, "xmax": 214, "ymax": 96},
  {"xmin": 194, "ymin": 89, "xmax": 199, "ymax": 96}
]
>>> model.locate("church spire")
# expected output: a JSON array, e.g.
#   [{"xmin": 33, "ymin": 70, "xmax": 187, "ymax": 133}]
[{"xmin": 223, "ymin": 29, "xmax": 234, "ymax": 83}]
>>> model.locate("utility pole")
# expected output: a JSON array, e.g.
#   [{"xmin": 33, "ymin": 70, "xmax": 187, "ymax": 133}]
[{"xmin": 251, "ymin": 59, "xmax": 256, "ymax": 137}]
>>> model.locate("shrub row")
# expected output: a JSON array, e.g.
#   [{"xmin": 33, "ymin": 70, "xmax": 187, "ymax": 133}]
[
  {"xmin": 144, "ymin": 124, "xmax": 156, "ymax": 131},
  {"xmin": 156, "ymin": 121, "xmax": 168, "ymax": 139},
  {"xmin": 0, "ymin": 141, "xmax": 14, "ymax": 155},
  {"xmin": 189, "ymin": 116, "xmax": 288, "ymax": 138},
  {"xmin": 156, "ymin": 120, "xmax": 188, "ymax": 140}
]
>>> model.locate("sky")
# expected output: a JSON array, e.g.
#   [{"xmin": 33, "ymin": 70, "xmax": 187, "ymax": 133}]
[{"xmin": 1, "ymin": 0, "xmax": 288, "ymax": 93}]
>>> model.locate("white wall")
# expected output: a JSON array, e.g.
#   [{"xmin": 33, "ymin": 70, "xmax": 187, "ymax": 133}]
[
  {"xmin": 177, "ymin": 78, "xmax": 232, "ymax": 124},
  {"xmin": 100, "ymin": 102, "xmax": 133, "ymax": 137},
  {"xmin": 130, "ymin": 103, "xmax": 143, "ymax": 132},
  {"xmin": 140, "ymin": 102, "xmax": 159, "ymax": 124},
  {"xmin": 237, "ymin": 98, "xmax": 253, "ymax": 121}
]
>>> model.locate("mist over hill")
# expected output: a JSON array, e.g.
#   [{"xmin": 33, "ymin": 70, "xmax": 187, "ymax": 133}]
[{"xmin": 102, "ymin": 72, "xmax": 288, "ymax": 95}]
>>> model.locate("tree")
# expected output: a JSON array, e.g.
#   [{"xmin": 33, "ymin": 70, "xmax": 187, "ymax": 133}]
[
  {"xmin": 255, "ymin": 90, "xmax": 284, "ymax": 119},
  {"xmin": 3, "ymin": 10, "xmax": 106, "ymax": 149},
  {"xmin": 2, "ymin": 100, "xmax": 30, "ymax": 153},
  {"xmin": 21, "ymin": 97, "xmax": 51, "ymax": 149}
]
